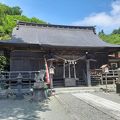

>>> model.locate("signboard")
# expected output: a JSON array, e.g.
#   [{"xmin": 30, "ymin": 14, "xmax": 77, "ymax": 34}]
[
  {"xmin": 49, "ymin": 67, "xmax": 54, "ymax": 74},
  {"xmin": 104, "ymin": 67, "xmax": 109, "ymax": 73},
  {"xmin": 101, "ymin": 64, "xmax": 109, "ymax": 73}
]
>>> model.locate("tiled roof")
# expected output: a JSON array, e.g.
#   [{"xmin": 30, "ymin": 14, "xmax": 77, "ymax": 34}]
[{"xmin": 2, "ymin": 21, "xmax": 120, "ymax": 48}]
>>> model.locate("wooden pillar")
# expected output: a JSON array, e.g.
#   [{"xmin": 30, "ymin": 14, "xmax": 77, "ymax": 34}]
[
  {"xmin": 73, "ymin": 62, "xmax": 76, "ymax": 79},
  {"xmin": 50, "ymin": 61, "xmax": 53, "ymax": 89},
  {"xmin": 50, "ymin": 74, "xmax": 53, "ymax": 89},
  {"xmin": 63, "ymin": 61, "xmax": 65, "ymax": 79},
  {"xmin": 101, "ymin": 74, "xmax": 103, "ymax": 85},
  {"xmin": 86, "ymin": 59, "xmax": 91, "ymax": 86},
  {"xmin": 68, "ymin": 62, "xmax": 71, "ymax": 78}
]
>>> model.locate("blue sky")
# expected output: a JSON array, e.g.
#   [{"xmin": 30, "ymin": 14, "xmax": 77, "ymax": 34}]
[{"xmin": 1, "ymin": 0, "xmax": 120, "ymax": 33}]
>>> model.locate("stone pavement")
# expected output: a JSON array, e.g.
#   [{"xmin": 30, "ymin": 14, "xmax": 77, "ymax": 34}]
[
  {"xmin": 92, "ymin": 92, "xmax": 120, "ymax": 104},
  {"xmin": 55, "ymin": 91, "xmax": 120, "ymax": 120},
  {"xmin": 73, "ymin": 93, "xmax": 120, "ymax": 120},
  {"xmin": 39, "ymin": 96, "xmax": 73, "ymax": 120}
]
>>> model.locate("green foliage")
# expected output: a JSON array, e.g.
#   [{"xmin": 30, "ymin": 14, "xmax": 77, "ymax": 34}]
[
  {"xmin": 0, "ymin": 3, "xmax": 46, "ymax": 40},
  {"xmin": 99, "ymin": 30, "xmax": 120, "ymax": 45},
  {"xmin": 0, "ymin": 34, "xmax": 11, "ymax": 40},
  {"xmin": 0, "ymin": 55, "xmax": 7, "ymax": 71},
  {"xmin": 0, "ymin": 3, "xmax": 22, "ymax": 16},
  {"xmin": 98, "ymin": 29, "xmax": 105, "ymax": 36},
  {"xmin": 31, "ymin": 17, "xmax": 46, "ymax": 24},
  {"xmin": 11, "ymin": 6, "xmax": 22, "ymax": 15},
  {"xmin": 112, "ymin": 28, "xmax": 120, "ymax": 34},
  {"xmin": 99, "ymin": 34, "xmax": 120, "ymax": 44}
]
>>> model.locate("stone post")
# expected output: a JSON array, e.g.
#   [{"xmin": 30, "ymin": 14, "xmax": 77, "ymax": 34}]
[{"xmin": 16, "ymin": 73, "xmax": 24, "ymax": 99}]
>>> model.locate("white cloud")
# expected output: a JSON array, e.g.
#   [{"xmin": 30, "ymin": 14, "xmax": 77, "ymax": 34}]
[
  {"xmin": 111, "ymin": 0, "xmax": 120, "ymax": 16},
  {"xmin": 72, "ymin": 0, "xmax": 120, "ymax": 34}
]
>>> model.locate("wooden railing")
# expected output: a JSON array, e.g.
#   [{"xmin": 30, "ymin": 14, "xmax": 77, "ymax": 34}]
[
  {"xmin": 90, "ymin": 69, "xmax": 119, "ymax": 85},
  {"xmin": 0, "ymin": 71, "xmax": 45, "ymax": 89},
  {"xmin": 0, "ymin": 69, "xmax": 119, "ymax": 88},
  {"xmin": 0, "ymin": 71, "xmax": 41, "ymax": 79}
]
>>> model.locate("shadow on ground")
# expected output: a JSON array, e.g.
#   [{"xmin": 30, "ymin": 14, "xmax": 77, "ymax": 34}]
[{"xmin": 0, "ymin": 98, "xmax": 51, "ymax": 120}]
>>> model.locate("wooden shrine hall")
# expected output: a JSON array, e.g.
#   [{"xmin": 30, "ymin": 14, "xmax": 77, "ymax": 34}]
[{"xmin": 0, "ymin": 21, "xmax": 120, "ymax": 87}]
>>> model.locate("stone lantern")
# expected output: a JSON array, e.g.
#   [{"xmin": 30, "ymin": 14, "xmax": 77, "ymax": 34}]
[{"xmin": 16, "ymin": 73, "xmax": 24, "ymax": 99}]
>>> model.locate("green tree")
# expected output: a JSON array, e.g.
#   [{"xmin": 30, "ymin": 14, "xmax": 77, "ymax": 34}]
[
  {"xmin": 0, "ymin": 55, "xmax": 7, "ymax": 71},
  {"xmin": 0, "ymin": 3, "xmax": 46, "ymax": 40},
  {"xmin": 99, "ymin": 33, "xmax": 120, "ymax": 44},
  {"xmin": 31, "ymin": 17, "xmax": 45, "ymax": 24},
  {"xmin": 0, "ymin": 26, "xmax": 5, "ymax": 36},
  {"xmin": 11, "ymin": 6, "xmax": 22, "ymax": 15},
  {"xmin": 98, "ymin": 29, "xmax": 105, "ymax": 36},
  {"xmin": 112, "ymin": 28, "xmax": 120, "ymax": 34}
]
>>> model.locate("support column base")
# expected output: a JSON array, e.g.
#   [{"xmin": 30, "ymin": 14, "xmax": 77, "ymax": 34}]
[{"xmin": 64, "ymin": 78, "xmax": 77, "ymax": 87}]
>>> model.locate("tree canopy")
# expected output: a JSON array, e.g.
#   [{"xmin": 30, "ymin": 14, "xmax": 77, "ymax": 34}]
[
  {"xmin": 99, "ymin": 29, "xmax": 120, "ymax": 45},
  {"xmin": 0, "ymin": 3, "xmax": 46, "ymax": 40}
]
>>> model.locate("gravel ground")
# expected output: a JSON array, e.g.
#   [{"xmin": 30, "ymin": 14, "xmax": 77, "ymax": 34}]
[
  {"xmin": 57, "ymin": 93, "xmax": 115, "ymax": 120},
  {"xmin": 0, "ymin": 96, "xmax": 72, "ymax": 120}
]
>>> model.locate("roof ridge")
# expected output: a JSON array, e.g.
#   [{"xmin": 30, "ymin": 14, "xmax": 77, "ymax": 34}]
[{"xmin": 17, "ymin": 21, "xmax": 95, "ymax": 31}]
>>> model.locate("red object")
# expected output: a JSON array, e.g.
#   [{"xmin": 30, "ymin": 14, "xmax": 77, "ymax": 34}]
[{"xmin": 45, "ymin": 58, "xmax": 50, "ymax": 84}]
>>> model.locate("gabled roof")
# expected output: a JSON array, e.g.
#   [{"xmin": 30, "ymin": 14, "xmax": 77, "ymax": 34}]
[{"xmin": 2, "ymin": 21, "xmax": 120, "ymax": 48}]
